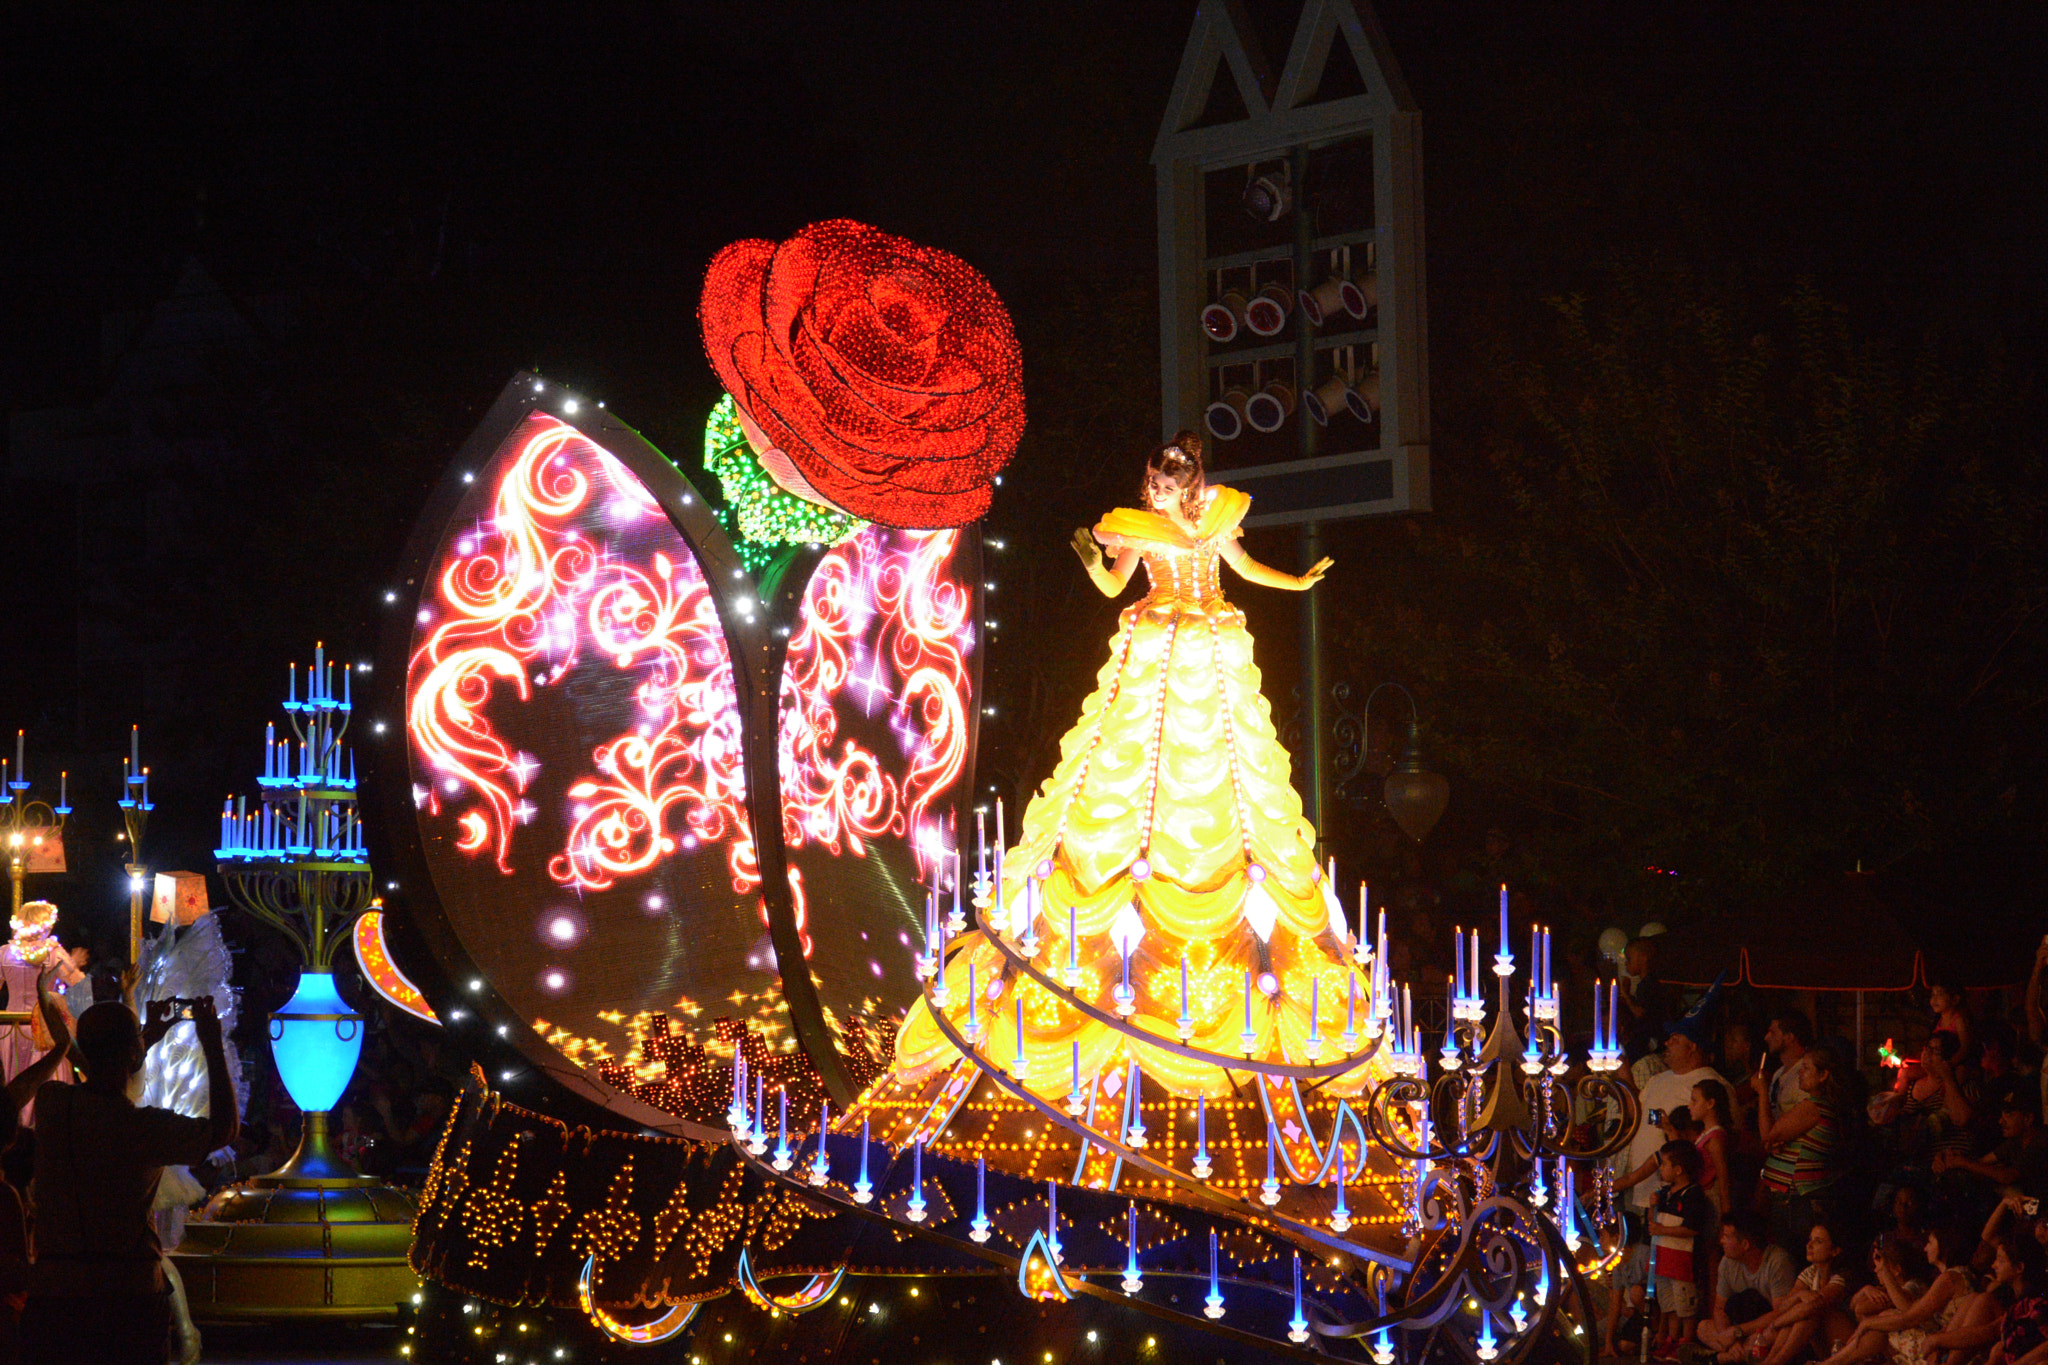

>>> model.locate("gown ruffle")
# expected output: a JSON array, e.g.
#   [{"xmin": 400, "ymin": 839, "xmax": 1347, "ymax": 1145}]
[{"xmin": 891, "ymin": 486, "xmax": 1384, "ymax": 1100}]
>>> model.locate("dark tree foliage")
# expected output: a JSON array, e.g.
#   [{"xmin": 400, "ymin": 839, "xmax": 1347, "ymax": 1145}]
[{"xmin": 1342, "ymin": 270, "xmax": 2048, "ymax": 925}]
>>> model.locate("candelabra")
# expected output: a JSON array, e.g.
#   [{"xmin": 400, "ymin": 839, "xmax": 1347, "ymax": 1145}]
[
  {"xmin": 216, "ymin": 646, "xmax": 371, "ymax": 973},
  {"xmin": 0, "ymin": 729, "xmax": 69, "ymax": 919},
  {"xmin": 215, "ymin": 644, "xmax": 373, "ymax": 1178},
  {"xmin": 175, "ymin": 644, "xmax": 418, "ymax": 1324},
  {"xmin": 1359, "ymin": 888, "xmax": 1639, "ymax": 1360}
]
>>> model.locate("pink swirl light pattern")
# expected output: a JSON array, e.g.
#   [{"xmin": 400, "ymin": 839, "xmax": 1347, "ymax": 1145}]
[
  {"xmin": 407, "ymin": 414, "xmax": 753, "ymax": 892},
  {"xmin": 549, "ymin": 549, "xmax": 756, "ymax": 894},
  {"xmin": 778, "ymin": 527, "xmax": 973, "ymax": 893}
]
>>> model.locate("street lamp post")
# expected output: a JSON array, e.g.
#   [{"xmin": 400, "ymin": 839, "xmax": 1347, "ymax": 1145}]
[
  {"xmin": 1334, "ymin": 681, "xmax": 1450, "ymax": 843},
  {"xmin": 119, "ymin": 726, "xmax": 152, "ymax": 1007}
]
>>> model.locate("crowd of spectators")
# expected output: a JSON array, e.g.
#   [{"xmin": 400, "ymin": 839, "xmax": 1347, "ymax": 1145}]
[
  {"xmin": 0, "ymin": 957, "xmax": 454, "ymax": 1364},
  {"xmin": 1598, "ymin": 938, "xmax": 2048, "ymax": 1365}
]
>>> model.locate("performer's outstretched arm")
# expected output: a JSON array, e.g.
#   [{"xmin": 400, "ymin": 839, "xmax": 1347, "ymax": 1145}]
[
  {"xmin": 1071, "ymin": 529, "xmax": 1140, "ymax": 597},
  {"xmin": 1220, "ymin": 539, "xmax": 1332, "ymax": 591}
]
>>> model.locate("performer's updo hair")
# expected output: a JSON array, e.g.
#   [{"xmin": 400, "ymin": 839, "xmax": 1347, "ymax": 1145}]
[{"xmin": 1144, "ymin": 431, "xmax": 1207, "ymax": 521}]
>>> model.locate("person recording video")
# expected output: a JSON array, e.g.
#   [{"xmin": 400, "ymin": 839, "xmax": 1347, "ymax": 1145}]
[{"xmin": 21, "ymin": 995, "xmax": 238, "ymax": 1365}]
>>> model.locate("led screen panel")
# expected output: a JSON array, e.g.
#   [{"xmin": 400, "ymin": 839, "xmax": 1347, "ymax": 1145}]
[
  {"xmin": 406, "ymin": 413, "xmax": 779, "ymax": 1070},
  {"xmin": 776, "ymin": 527, "xmax": 979, "ymax": 1058}
]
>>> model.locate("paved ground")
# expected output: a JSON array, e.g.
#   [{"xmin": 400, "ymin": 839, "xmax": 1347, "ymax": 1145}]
[{"xmin": 197, "ymin": 1323, "xmax": 402, "ymax": 1363}]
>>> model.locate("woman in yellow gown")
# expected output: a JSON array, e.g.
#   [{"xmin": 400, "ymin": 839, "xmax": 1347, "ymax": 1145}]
[{"xmin": 890, "ymin": 434, "xmax": 1382, "ymax": 1111}]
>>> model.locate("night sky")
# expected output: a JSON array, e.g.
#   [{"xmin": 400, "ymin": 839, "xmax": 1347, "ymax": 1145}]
[{"xmin": 5, "ymin": 2, "xmax": 2046, "ymax": 956}]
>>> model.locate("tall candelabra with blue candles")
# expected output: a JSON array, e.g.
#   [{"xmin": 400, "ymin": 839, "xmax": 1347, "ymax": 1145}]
[
  {"xmin": 1356, "ymin": 888, "xmax": 1642, "ymax": 1362},
  {"xmin": 1, "ymin": 727, "xmax": 70, "ymax": 918},
  {"xmin": 213, "ymin": 643, "xmax": 374, "ymax": 1182},
  {"xmin": 175, "ymin": 643, "xmax": 417, "ymax": 1325}
]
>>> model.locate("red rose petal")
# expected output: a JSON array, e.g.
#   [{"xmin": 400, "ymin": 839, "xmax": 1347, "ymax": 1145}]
[{"xmin": 699, "ymin": 219, "xmax": 1023, "ymax": 529}]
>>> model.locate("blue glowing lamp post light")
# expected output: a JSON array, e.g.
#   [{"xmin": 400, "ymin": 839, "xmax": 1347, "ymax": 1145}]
[{"xmin": 216, "ymin": 645, "xmax": 375, "ymax": 1183}]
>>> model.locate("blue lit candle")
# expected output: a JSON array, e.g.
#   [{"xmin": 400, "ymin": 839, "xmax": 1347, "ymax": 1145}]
[
  {"xmin": 1332, "ymin": 1142, "xmax": 1351, "ymax": 1231},
  {"xmin": 1122, "ymin": 1201, "xmax": 1142, "ymax": 1292},
  {"xmin": 1240, "ymin": 970, "xmax": 1256, "ymax": 1053},
  {"xmin": 993, "ymin": 796, "xmax": 1005, "ymax": 922},
  {"xmin": 773, "ymin": 1088, "xmax": 791, "ymax": 1170},
  {"xmin": 993, "ymin": 842, "xmax": 1005, "ymax": 931},
  {"xmin": 1288, "ymin": 1251, "xmax": 1308, "ymax": 1342},
  {"xmin": 810, "ymin": 1100, "xmax": 831, "ymax": 1184}
]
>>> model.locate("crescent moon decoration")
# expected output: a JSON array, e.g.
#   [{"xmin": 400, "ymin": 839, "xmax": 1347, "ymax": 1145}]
[
  {"xmin": 577, "ymin": 1254, "xmax": 701, "ymax": 1345},
  {"xmin": 350, "ymin": 910, "xmax": 438, "ymax": 1025},
  {"xmin": 734, "ymin": 1250, "xmax": 844, "ymax": 1315}
]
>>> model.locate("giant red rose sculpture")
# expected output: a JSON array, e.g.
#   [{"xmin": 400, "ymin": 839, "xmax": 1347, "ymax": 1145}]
[{"xmin": 699, "ymin": 219, "xmax": 1025, "ymax": 529}]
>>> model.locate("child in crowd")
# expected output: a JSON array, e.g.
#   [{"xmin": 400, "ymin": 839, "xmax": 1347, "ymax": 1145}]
[
  {"xmin": 1652, "ymin": 1139, "xmax": 1714, "ymax": 1358},
  {"xmin": 1725, "ymin": 1222, "xmax": 1852, "ymax": 1365},
  {"xmin": 1618, "ymin": 1106, "xmax": 1703, "ymax": 1196}
]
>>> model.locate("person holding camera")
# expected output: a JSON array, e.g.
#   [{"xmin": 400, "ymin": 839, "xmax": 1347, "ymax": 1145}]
[{"xmin": 21, "ymin": 996, "xmax": 238, "ymax": 1365}]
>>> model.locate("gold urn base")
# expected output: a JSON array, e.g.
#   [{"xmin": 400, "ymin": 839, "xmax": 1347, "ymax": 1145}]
[{"xmin": 170, "ymin": 1112, "xmax": 420, "ymax": 1322}]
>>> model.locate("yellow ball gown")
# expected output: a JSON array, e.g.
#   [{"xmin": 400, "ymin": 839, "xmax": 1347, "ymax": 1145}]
[{"xmin": 890, "ymin": 485, "xmax": 1384, "ymax": 1101}]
